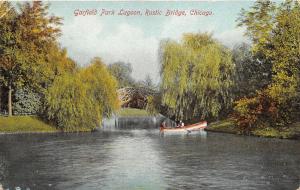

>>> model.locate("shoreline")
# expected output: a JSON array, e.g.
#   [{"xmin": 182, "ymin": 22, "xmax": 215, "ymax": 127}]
[
  {"xmin": 0, "ymin": 131, "xmax": 62, "ymax": 135},
  {"xmin": 1, "ymin": 115, "xmax": 299, "ymax": 140},
  {"xmin": 206, "ymin": 119, "xmax": 300, "ymax": 140}
]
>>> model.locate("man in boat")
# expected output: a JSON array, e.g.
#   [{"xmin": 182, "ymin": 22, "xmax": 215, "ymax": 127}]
[
  {"xmin": 176, "ymin": 120, "xmax": 184, "ymax": 128},
  {"xmin": 160, "ymin": 121, "xmax": 166, "ymax": 131},
  {"xmin": 180, "ymin": 120, "xmax": 185, "ymax": 127}
]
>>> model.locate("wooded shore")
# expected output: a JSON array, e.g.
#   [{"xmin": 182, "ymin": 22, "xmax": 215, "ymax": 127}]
[{"xmin": 207, "ymin": 119, "xmax": 300, "ymax": 140}]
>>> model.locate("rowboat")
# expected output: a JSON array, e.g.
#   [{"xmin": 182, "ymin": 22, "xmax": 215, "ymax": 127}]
[{"xmin": 160, "ymin": 121, "xmax": 207, "ymax": 134}]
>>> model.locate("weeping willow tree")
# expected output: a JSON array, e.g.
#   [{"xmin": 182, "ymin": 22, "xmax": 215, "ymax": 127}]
[
  {"xmin": 159, "ymin": 33, "xmax": 235, "ymax": 121},
  {"xmin": 45, "ymin": 58, "xmax": 119, "ymax": 131}
]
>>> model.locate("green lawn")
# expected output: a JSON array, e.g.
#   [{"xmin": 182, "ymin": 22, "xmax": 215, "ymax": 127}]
[
  {"xmin": 0, "ymin": 116, "xmax": 59, "ymax": 133},
  {"xmin": 206, "ymin": 119, "xmax": 237, "ymax": 134},
  {"xmin": 117, "ymin": 108, "xmax": 154, "ymax": 117},
  {"xmin": 207, "ymin": 119, "xmax": 300, "ymax": 139}
]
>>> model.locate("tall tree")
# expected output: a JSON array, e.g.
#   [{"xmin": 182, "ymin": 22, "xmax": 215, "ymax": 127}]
[
  {"xmin": 45, "ymin": 73, "xmax": 96, "ymax": 131},
  {"xmin": 237, "ymin": 0, "xmax": 276, "ymax": 53},
  {"xmin": 238, "ymin": 0, "xmax": 300, "ymax": 103},
  {"xmin": 0, "ymin": 2, "xmax": 18, "ymax": 116},
  {"xmin": 235, "ymin": 0, "xmax": 300, "ymax": 129},
  {"xmin": 46, "ymin": 57, "xmax": 119, "ymax": 131},
  {"xmin": 79, "ymin": 58, "xmax": 119, "ymax": 118},
  {"xmin": 0, "ymin": 1, "xmax": 62, "ymax": 116},
  {"xmin": 159, "ymin": 33, "xmax": 235, "ymax": 120},
  {"xmin": 44, "ymin": 44, "xmax": 77, "ymax": 86},
  {"xmin": 266, "ymin": 0, "xmax": 300, "ymax": 103}
]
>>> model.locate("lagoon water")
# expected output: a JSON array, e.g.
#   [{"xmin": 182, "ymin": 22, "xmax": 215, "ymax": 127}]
[{"xmin": 0, "ymin": 120, "xmax": 299, "ymax": 190}]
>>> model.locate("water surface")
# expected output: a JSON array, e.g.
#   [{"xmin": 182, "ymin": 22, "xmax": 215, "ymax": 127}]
[{"xmin": 0, "ymin": 127, "xmax": 299, "ymax": 190}]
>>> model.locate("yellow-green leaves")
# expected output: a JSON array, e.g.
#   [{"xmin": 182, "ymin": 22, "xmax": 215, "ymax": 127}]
[
  {"xmin": 46, "ymin": 73, "xmax": 95, "ymax": 131},
  {"xmin": 79, "ymin": 57, "xmax": 119, "ymax": 117},
  {"xmin": 237, "ymin": 0, "xmax": 276, "ymax": 54},
  {"xmin": 159, "ymin": 33, "xmax": 234, "ymax": 120},
  {"xmin": 46, "ymin": 58, "xmax": 119, "ymax": 132}
]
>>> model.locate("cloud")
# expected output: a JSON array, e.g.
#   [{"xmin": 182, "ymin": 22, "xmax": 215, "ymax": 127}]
[
  {"xmin": 97, "ymin": 23, "xmax": 160, "ymax": 81},
  {"xmin": 59, "ymin": 16, "xmax": 104, "ymax": 66},
  {"xmin": 160, "ymin": 16, "xmax": 249, "ymax": 48},
  {"xmin": 59, "ymin": 16, "xmax": 249, "ymax": 83},
  {"xmin": 60, "ymin": 17, "xmax": 160, "ymax": 81},
  {"xmin": 160, "ymin": 16, "xmax": 216, "ymax": 41},
  {"xmin": 215, "ymin": 27, "xmax": 249, "ymax": 48}
]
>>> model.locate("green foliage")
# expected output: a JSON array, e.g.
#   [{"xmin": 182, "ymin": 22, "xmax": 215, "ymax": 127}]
[
  {"xmin": 43, "ymin": 45, "xmax": 77, "ymax": 86},
  {"xmin": 146, "ymin": 95, "xmax": 161, "ymax": 115},
  {"xmin": 1, "ymin": 1, "xmax": 62, "ymax": 87},
  {"xmin": 45, "ymin": 58, "xmax": 119, "ymax": 131},
  {"xmin": 79, "ymin": 57, "xmax": 119, "ymax": 118},
  {"xmin": 0, "ymin": 1, "xmax": 63, "ymax": 115},
  {"xmin": 237, "ymin": 0, "xmax": 276, "ymax": 53},
  {"xmin": 159, "ymin": 33, "xmax": 235, "ymax": 120},
  {"xmin": 0, "ymin": 2, "xmax": 118, "ymax": 132},
  {"xmin": 235, "ymin": 0, "xmax": 300, "ymax": 130},
  {"xmin": 208, "ymin": 118, "xmax": 300, "ymax": 139},
  {"xmin": 232, "ymin": 43, "xmax": 272, "ymax": 98},
  {"xmin": 46, "ymin": 73, "xmax": 97, "ymax": 131},
  {"xmin": 108, "ymin": 61, "xmax": 135, "ymax": 88},
  {"xmin": 266, "ymin": 1, "xmax": 300, "ymax": 104},
  {"xmin": 13, "ymin": 87, "xmax": 42, "ymax": 115}
]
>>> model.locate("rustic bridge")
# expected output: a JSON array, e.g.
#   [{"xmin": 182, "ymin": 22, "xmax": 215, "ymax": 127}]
[{"xmin": 117, "ymin": 87, "xmax": 157, "ymax": 109}]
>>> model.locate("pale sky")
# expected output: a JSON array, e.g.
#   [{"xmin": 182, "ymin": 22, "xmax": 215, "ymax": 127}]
[{"xmin": 44, "ymin": 1, "xmax": 280, "ymax": 82}]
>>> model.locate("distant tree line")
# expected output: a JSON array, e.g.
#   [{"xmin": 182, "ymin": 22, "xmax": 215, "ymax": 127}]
[{"xmin": 107, "ymin": 61, "xmax": 156, "ymax": 90}]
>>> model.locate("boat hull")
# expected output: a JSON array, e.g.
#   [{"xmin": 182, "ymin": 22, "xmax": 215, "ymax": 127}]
[{"xmin": 160, "ymin": 121, "xmax": 207, "ymax": 133}]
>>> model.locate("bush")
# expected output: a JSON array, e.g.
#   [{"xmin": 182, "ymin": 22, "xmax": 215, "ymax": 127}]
[
  {"xmin": 13, "ymin": 87, "xmax": 42, "ymax": 115},
  {"xmin": 233, "ymin": 90, "xmax": 295, "ymax": 133}
]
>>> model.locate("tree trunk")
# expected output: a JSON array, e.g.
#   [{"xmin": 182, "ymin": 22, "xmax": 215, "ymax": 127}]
[
  {"xmin": 0, "ymin": 87, "xmax": 1, "ymax": 114},
  {"xmin": 8, "ymin": 83, "xmax": 12, "ymax": 116}
]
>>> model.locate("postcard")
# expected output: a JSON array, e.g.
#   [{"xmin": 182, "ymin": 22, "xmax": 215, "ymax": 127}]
[{"xmin": 0, "ymin": 0, "xmax": 299, "ymax": 190}]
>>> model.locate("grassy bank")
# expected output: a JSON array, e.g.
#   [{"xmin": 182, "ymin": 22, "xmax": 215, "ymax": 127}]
[
  {"xmin": 207, "ymin": 119, "xmax": 300, "ymax": 139},
  {"xmin": 0, "ymin": 116, "xmax": 59, "ymax": 133},
  {"xmin": 117, "ymin": 108, "xmax": 154, "ymax": 117},
  {"xmin": 206, "ymin": 119, "xmax": 237, "ymax": 134}
]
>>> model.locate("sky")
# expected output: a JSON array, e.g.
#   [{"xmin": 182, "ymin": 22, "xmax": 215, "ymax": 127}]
[{"xmin": 46, "ymin": 1, "xmax": 259, "ymax": 82}]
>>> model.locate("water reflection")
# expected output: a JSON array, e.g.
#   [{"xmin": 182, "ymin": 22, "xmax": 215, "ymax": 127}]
[{"xmin": 0, "ymin": 122, "xmax": 299, "ymax": 190}]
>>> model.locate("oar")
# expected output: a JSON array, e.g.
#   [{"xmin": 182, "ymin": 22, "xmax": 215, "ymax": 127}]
[{"xmin": 185, "ymin": 129, "xmax": 191, "ymax": 134}]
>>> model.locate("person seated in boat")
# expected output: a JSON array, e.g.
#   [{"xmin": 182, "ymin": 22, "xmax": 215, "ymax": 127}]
[
  {"xmin": 160, "ymin": 121, "xmax": 166, "ymax": 130},
  {"xmin": 177, "ymin": 120, "xmax": 184, "ymax": 128},
  {"xmin": 175, "ymin": 120, "xmax": 179, "ymax": 128},
  {"xmin": 180, "ymin": 120, "xmax": 185, "ymax": 127}
]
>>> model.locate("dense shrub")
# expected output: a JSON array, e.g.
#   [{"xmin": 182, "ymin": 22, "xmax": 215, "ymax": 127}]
[
  {"xmin": 13, "ymin": 87, "xmax": 42, "ymax": 115},
  {"xmin": 233, "ymin": 90, "xmax": 294, "ymax": 133}
]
